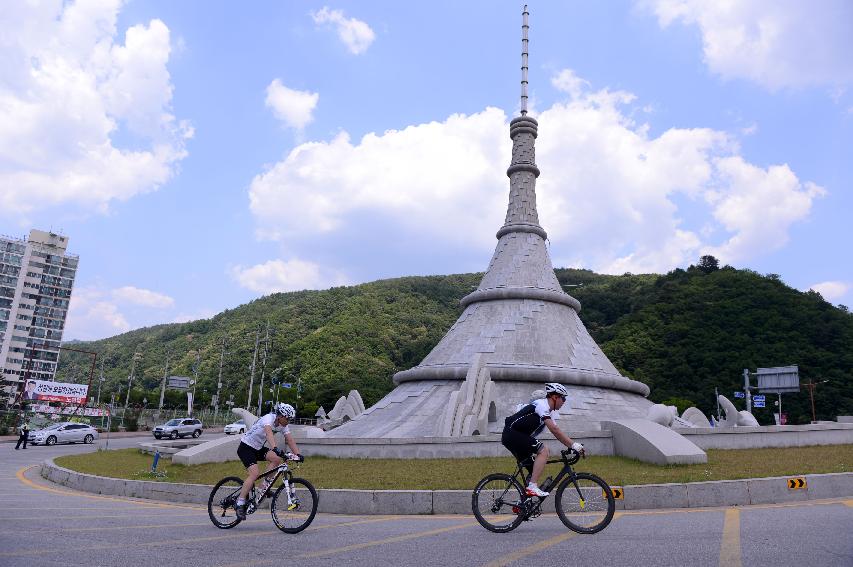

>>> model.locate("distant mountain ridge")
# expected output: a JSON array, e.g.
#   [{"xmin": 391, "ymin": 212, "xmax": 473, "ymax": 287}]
[{"xmin": 57, "ymin": 264, "xmax": 852, "ymax": 424}]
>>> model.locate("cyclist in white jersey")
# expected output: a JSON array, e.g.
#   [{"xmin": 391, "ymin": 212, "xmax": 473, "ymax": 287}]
[
  {"xmin": 235, "ymin": 402, "xmax": 302, "ymax": 520},
  {"xmin": 502, "ymin": 383, "xmax": 585, "ymax": 497}
]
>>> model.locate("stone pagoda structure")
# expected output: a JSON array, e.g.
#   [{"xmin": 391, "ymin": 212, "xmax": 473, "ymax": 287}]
[{"xmin": 328, "ymin": 6, "xmax": 652, "ymax": 439}]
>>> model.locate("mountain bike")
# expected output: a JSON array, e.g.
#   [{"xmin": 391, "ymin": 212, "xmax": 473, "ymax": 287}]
[
  {"xmin": 472, "ymin": 447, "xmax": 615, "ymax": 533},
  {"xmin": 207, "ymin": 456, "xmax": 318, "ymax": 533}
]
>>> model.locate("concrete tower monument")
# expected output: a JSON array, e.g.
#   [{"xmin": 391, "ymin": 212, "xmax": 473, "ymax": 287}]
[{"xmin": 328, "ymin": 6, "xmax": 653, "ymax": 439}]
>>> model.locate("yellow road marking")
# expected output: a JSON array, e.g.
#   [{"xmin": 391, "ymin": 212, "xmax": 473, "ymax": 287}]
[
  {"xmin": 0, "ymin": 514, "xmax": 438, "ymax": 559},
  {"xmin": 63, "ymin": 521, "xmax": 227, "ymax": 532},
  {"xmin": 844, "ymin": 500, "xmax": 853, "ymax": 508},
  {"xmin": 14, "ymin": 512, "xmax": 201, "ymax": 521},
  {"xmin": 0, "ymin": 527, "xmax": 281, "ymax": 558},
  {"xmin": 719, "ymin": 508, "xmax": 742, "ymax": 567},
  {"xmin": 481, "ymin": 513, "xmax": 623, "ymax": 567},
  {"xmin": 298, "ymin": 521, "xmax": 479, "ymax": 559},
  {"xmin": 15, "ymin": 465, "xmax": 203, "ymax": 510},
  {"xmin": 217, "ymin": 521, "xmax": 480, "ymax": 566},
  {"xmin": 483, "ymin": 531, "xmax": 575, "ymax": 567}
]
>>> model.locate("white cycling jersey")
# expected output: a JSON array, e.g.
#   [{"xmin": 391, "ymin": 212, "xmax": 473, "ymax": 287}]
[{"xmin": 240, "ymin": 413, "xmax": 290, "ymax": 450}]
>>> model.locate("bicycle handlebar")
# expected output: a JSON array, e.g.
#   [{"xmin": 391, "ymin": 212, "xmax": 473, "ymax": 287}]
[{"xmin": 546, "ymin": 448, "xmax": 582, "ymax": 466}]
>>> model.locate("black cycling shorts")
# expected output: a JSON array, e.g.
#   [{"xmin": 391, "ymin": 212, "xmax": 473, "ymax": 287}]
[
  {"xmin": 237, "ymin": 442, "xmax": 270, "ymax": 468},
  {"xmin": 501, "ymin": 428, "xmax": 543, "ymax": 472}
]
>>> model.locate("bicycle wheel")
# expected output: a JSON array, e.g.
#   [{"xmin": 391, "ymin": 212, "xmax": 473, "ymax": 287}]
[
  {"xmin": 270, "ymin": 478, "xmax": 318, "ymax": 533},
  {"xmin": 208, "ymin": 476, "xmax": 244, "ymax": 529},
  {"xmin": 554, "ymin": 473, "xmax": 615, "ymax": 534},
  {"xmin": 471, "ymin": 473, "xmax": 525, "ymax": 533}
]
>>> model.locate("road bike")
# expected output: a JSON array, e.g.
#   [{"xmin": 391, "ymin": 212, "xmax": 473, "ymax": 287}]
[
  {"xmin": 472, "ymin": 447, "xmax": 615, "ymax": 533},
  {"xmin": 207, "ymin": 456, "xmax": 318, "ymax": 533}
]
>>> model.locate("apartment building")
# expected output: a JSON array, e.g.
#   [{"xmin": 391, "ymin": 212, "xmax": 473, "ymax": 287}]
[{"xmin": 0, "ymin": 229, "xmax": 77, "ymax": 405}]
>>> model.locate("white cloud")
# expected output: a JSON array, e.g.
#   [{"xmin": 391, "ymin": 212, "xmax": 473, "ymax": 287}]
[
  {"xmin": 230, "ymin": 259, "xmax": 350, "ymax": 295},
  {"xmin": 310, "ymin": 6, "xmax": 375, "ymax": 55},
  {"xmin": 646, "ymin": 0, "xmax": 853, "ymax": 89},
  {"xmin": 806, "ymin": 281, "xmax": 850, "ymax": 302},
  {"xmin": 65, "ymin": 287, "xmax": 131, "ymax": 341},
  {"xmin": 551, "ymin": 69, "xmax": 591, "ymax": 100},
  {"xmin": 247, "ymin": 68, "xmax": 822, "ymax": 276},
  {"xmin": 265, "ymin": 79, "xmax": 319, "ymax": 130},
  {"xmin": 703, "ymin": 158, "xmax": 825, "ymax": 263},
  {"xmin": 65, "ymin": 284, "xmax": 178, "ymax": 340},
  {"xmin": 0, "ymin": 0, "xmax": 191, "ymax": 219},
  {"xmin": 112, "ymin": 286, "xmax": 174, "ymax": 308}
]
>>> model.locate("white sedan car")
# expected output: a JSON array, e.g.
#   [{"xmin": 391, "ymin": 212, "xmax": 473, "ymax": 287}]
[
  {"xmin": 29, "ymin": 422, "xmax": 99, "ymax": 445},
  {"xmin": 224, "ymin": 419, "xmax": 246, "ymax": 435}
]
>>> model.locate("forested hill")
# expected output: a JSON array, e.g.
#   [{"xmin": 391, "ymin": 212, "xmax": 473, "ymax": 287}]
[{"xmin": 57, "ymin": 262, "xmax": 853, "ymax": 425}]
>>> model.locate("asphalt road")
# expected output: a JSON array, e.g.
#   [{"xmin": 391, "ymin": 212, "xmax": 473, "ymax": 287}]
[{"xmin": 1, "ymin": 436, "xmax": 851, "ymax": 567}]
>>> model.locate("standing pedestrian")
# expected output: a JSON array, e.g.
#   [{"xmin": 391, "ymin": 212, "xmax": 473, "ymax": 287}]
[{"xmin": 15, "ymin": 418, "xmax": 30, "ymax": 450}]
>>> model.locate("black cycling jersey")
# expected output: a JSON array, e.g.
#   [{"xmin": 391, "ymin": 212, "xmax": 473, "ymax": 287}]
[{"xmin": 504, "ymin": 398, "xmax": 554, "ymax": 437}]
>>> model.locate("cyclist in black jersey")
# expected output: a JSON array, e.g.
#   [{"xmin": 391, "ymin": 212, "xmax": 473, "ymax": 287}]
[{"xmin": 502, "ymin": 382, "xmax": 585, "ymax": 497}]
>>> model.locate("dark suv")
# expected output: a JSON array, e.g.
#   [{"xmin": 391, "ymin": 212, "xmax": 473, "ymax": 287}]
[{"xmin": 153, "ymin": 418, "xmax": 203, "ymax": 440}]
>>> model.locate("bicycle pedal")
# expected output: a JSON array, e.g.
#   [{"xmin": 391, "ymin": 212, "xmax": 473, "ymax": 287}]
[{"xmin": 287, "ymin": 503, "xmax": 298, "ymax": 511}]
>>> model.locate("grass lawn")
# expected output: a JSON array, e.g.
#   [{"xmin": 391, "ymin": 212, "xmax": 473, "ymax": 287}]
[{"xmin": 55, "ymin": 444, "xmax": 853, "ymax": 490}]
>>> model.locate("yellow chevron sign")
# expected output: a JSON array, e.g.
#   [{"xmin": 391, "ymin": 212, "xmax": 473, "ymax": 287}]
[
  {"xmin": 606, "ymin": 487, "xmax": 624, "ymax": 500},
  {"xmin": 787, "ymin": 477, "xmax": 807, "ymax": 489}
]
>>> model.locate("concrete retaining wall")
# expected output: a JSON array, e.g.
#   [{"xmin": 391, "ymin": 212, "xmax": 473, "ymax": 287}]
[
  {"xmin": 40, "ymin": 458, "xmax": 853, "ymax": 514},
  {"xmin": 294, "ymin": 431, "xmax": 614, "ymax": 459},
  {"xmin": 676, "ymin": 423, "xmax": 853, "ymax": 449}
]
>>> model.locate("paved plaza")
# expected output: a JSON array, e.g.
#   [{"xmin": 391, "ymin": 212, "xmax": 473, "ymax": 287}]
[{"xmin": 1, "ymin": 437, "xmax": 851, "ymax": 567}]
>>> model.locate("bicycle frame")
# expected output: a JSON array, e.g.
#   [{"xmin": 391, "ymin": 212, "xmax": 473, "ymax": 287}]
[
  {"xmin": 249, "ymin": 461, "xmax": 294, "ymax": 509},
  {"xmin": 509, "ymin": 449, "xmax": 585, "ymax": 516}
]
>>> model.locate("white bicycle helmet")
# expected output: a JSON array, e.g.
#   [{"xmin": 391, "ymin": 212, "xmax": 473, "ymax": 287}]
[
  {"xmin": 274, "ymin": 402, "xmax": 296, "ymax": 419},
  {"xmin": 544, "ymin": 382, "xmax": 568, "ymax": 397}
]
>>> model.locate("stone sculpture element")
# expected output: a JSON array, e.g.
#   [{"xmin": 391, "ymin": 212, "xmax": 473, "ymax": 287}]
[
  {"xmin": 712, "ymin": 395, "xmax": 759, "ymax": 427},
  {"xmin": 737, "ymin": 410, "xmax": 759, "ymax": 427},
  {"xmin": 439, "ymin": 354, "xmax": 494, "ymax": 436},
  {"xmin": 327, "ymin": 390, "xmax": 366, "ymax": 423},
  {"xmin": 314, "ymin": 406, "xmax": 328, "ymax": 424},
  {"xmin": 232, "ymin": 407, "xmax": 258, "ymax": 429},
  {"xmin": 681, "ymin": 406, "xmax": 712, "ymax": 428},
  {"xmin": 646, "ymin": 404, "xmax": 677, "ymax": 427}
]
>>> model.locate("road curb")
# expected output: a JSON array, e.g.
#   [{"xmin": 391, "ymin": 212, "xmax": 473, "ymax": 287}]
[{"xmin": 38, "ymin": 458, "xmax": 853, "ymax": 514}]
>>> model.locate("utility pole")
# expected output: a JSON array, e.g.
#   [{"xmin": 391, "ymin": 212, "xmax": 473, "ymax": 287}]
[
  {"xmin": 158, "ymin": 354, "xmax": 170, "ymax": 416},
  {"xmin": 247, "ymin": 326, "xmax": 260, "ymax": 411},
  {"xmin": 743, "ymin": 369, "xmax": 752, "ymax": 413},
  {"xmin": 96, "ymin": 356, "xmax": 105, "ymax": 406},
  {"xmin": 803, "ymin": 379, "xmax": 829, "ymax": 423},
  {"xmin": 214, "ymin": 337, "xmax": 227, "ymax": 419},
  {"xmin": 256, "ymin": 321, "xmax": 272, "ymax": 415},
  {"xmin": 190, "ymin": 350, "xmax": 200, "ymax": 417},
  {"xmin": 122, "ymin": 352, "xmax": 142, "ymax": 425},
  {"xmin": 124, "ymin": 352, "xmax": 142, "ymax": 412}
]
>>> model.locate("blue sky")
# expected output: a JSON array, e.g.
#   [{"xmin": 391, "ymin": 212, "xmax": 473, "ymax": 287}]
[{"xmin": 2, "ymin": 0, "xmax": 852, "ymax": 341}]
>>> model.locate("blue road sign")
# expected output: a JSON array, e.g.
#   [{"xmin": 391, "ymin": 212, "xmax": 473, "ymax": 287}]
[
  {"xmin": 754, "ymin": 400, "xmax": 766, "ymax": 408},
  {"xmin": 282, "ymin": 383, "xmax": 292, "ymax": 389},
  {"xmin": 753, "ymin": 394, "xmax": 766, "ymax": 402},
  {"xmin": 734, "ymin": 391, "xmax": 745, "ymax": 398}
]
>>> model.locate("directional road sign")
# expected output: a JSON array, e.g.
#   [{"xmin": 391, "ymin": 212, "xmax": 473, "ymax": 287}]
[
  {"xmin": 787, "ymin": 477, "xmax": 807, "ymax": 489},
  {"xmin": 753, "ymin": 394, "xmax": 766, "ymax": 402},
  {"xmin": 734, "ymin": 391, "xmax": 745, "ymax": 399},
  {"xmin": 753, "ymin": 400, "xmax": 765, "ymax": 408}
]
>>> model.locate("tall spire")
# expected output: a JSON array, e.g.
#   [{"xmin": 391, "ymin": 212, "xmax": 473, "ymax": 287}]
[{"xmin": 521, "ymin": 5, "xmax": 529, "ymax": 116}]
